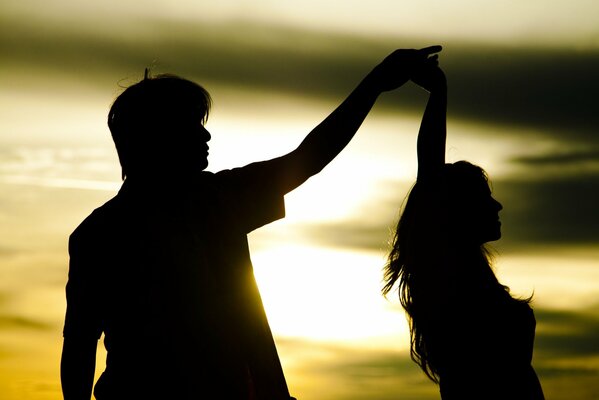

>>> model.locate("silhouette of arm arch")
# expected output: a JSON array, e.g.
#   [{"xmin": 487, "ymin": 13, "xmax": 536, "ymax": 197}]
[{"xmin": 266, "ymin": 47, "xmax": 443, "ymax": 195}]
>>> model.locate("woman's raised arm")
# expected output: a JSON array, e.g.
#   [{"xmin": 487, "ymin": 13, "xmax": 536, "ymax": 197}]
[{"xmin": 413, "ymin": 64, "xmax": 448, "ymax": 181}]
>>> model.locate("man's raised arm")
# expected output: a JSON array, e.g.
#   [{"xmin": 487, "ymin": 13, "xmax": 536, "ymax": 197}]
[{"xmin": 266, "ymin": 46, "xmax": 442, "ymax": 194}]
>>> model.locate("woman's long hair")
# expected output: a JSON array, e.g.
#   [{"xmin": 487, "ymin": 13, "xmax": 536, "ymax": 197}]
[{"xmin": 382, "ymin": 161, "xmax": 529, "ymax": 383}]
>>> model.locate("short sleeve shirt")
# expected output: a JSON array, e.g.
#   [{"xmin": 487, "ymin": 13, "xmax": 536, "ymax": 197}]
[{"xmin": 64, "ymin": 160, "xmax": 290, "ymax": 399}]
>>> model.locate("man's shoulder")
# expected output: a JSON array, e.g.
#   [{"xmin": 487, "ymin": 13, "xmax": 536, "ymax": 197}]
[{"xmin": 69, "ymin": 195, "xmax": 124, "ymax": 245}]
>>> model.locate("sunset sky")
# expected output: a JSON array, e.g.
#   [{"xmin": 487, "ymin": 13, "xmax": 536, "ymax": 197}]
[{"xmin": 0, "ymin": 1, "xmax": 598, "ymax": 399}]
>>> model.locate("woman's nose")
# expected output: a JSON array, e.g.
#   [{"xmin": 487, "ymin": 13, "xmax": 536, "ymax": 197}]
[{"xmin": 494, "ymin": 198, "xmax": 503, "ymax": 211}]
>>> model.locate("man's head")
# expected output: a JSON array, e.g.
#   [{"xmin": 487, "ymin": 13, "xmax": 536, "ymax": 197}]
[{"xmin": 108, "ymin": 73, "xmax": 212, "ymax": 179}]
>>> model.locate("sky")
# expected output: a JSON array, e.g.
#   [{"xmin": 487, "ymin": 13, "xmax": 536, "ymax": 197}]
[{"xmin": 0, "ymin": 1, "xmax": 598, "ymax": 399}]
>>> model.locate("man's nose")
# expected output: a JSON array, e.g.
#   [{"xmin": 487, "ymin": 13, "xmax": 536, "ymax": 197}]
[{"xmin": 201, "ymin": 127, "xmax": 211, "ymax": 142}]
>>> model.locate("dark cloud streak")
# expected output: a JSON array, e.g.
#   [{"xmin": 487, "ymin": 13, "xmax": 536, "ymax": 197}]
[
  {"xmin": 534, "ymin": 308, "xmax": 599, "ymax": 358},
  {"xmin": 2, "ymin": 14, "xmax": 597, "ymax": 251},
  {"xmin": 1, "ymin": 15, "xmax": 597, "ymax": 145},
  {"xmin": 273, "ymin": 311, "xmax": 599, "ymax": 399},
  {"xmin": 0, "ymin": 315, "xmax": 51, "ymax": 331},
  {"xmin": 275, "ymin": 338, "xmax": 437, "ymax": 399},
  {"xmin": 292, "ymin": 173, "xmax": 599, "ymax": 252},
  {"xmin": 494, "ymin": 174, "xmax": 599, "ymax": 249},
  {"xmin": 511, "ymin": 149, "xmax": 599, "ymax": 166},
  {"xmin": 442, "ymin": 46, "xmax": 599, "ymax": 140}
]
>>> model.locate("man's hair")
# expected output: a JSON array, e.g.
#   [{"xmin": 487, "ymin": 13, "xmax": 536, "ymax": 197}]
[{"xmin": 107, "ymin": 72, "xmax": 212, "ymax": 179}]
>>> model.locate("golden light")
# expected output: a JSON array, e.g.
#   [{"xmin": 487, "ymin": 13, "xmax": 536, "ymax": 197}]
[{"xmin": 251, "ymin": 243, "xmax": 409, "ymax": 348}]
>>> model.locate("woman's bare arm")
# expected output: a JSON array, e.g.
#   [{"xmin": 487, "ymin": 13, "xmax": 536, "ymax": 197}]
[{"xmin": 414, "ymin": 64, "xmax": 448, "ymax": 181}]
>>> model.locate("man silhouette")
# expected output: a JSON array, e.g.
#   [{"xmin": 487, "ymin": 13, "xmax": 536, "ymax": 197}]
[{"xmin": 61, "ymin": 46, "xmax": 441, "ymax": 400}]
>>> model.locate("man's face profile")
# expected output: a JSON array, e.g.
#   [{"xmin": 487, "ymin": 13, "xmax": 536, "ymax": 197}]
[{"xmin": 160, "ymin": 105, "xmax": 212, "ymax": 173}]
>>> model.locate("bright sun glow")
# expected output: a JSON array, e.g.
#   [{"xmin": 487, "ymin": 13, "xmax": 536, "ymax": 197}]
[{"xmin": 251, "ymin": 244, "xmax": 409, "ymax": 348}]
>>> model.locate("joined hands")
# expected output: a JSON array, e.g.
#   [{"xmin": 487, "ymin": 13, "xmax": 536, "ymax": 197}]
[{"xmin": 368, "ymin": 45, "xmax": 443, "ymax": 93}]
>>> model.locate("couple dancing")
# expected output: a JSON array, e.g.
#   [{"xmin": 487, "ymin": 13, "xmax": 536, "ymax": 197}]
[{"xmin": 62, "ymin": 45, "xmax": 544, "ymax": 399}]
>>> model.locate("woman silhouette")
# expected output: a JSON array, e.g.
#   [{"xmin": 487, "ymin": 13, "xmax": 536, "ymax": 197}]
[{"xmin": 382, "ymin": 59, "xmax": 545, "ymax": 399}]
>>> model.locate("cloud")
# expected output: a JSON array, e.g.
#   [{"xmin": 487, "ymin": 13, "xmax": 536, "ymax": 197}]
[
  {"xmin": 531, "ymin": 306, "xmax": 599, "ymax": 397},
  {"xmin": 1, "ymin": 14, "xmax": 597, "ymax": 146},
  {"xmin": 273, "ymin": 314, "xmax": 599, "ymax": 400},
  {"xmin": 0, "ymin": 245, "xmax": 19, "ymax": 257},
  {"xmin": 274, "ymin": 338, "xmax": 438, "ymax": 400},
  {"xmin": 291, "ymin": 170, "xmax": 599, "ymax": 252},
  {"xmin": 0, "ymin": 145, "xmax": 120, "ymax": 190},
  {"xmin": 1, "ymin": 13, "xmax": 597, "ymax": 249},
  {"xmin": 511, "ymin": 149, "xmax": 599, "ymax": 166},
  {"xmin": 493, "ymin": 173, "xmax": 599, "ymax": 248},
  {"xmin": 534, "ymin": 308, "xmax": 599, "ymax": 359},
  {"xmin": 0, "ymin": 315, "xmax": 51, "ymax": 331},
  {"xmin": 441, "ymin": 46, "xmax": 599, "ymax": 142},
  {"xmin": 297, "ymin": 222, "xmax": 393, "ymax": 253},
  {"xmin": 0, "ymin": 291, "xmax": 52, "ymax": 332}
]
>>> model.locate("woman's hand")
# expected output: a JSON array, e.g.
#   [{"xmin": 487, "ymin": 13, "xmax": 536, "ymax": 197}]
[
  {"xmin": 411, "ymin": 63, "xmax": 447, "ymax": 93},
  {"xmin": 367, "ymin": 45, "xmax": 442, "ymax": 93}
]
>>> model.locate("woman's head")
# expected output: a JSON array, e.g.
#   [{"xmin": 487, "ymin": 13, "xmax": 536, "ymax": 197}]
[
  {"xmin": 386, "ymin": 161, "xmax": 502, "ymax": 272},
  {"xmin": 442, "ymin": 161, "xmax": 503, "ymax": 246},
  {"xmin": 108, "ymin": 72, "xmax": 212, "ymax": 179},
  {"xmin": 383, "ymin": 160, "xmax": 507, "ymax": 382}
]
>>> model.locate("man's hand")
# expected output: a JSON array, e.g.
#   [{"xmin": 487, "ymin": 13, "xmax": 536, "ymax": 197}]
[{"xmin": 367, "ymin": 45, "xmax": 442, "ymax": 93}]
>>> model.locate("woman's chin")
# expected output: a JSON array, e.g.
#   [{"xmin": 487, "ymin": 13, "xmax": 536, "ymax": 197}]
[{"xmin": 486, "ymin": 230, "xmax": 502, "ymax": 243}]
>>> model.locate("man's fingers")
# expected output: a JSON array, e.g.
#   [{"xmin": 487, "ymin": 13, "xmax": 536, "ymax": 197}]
[{"xmin": 418, "ymin": 45, "xmax": 443, "ymax": 56}]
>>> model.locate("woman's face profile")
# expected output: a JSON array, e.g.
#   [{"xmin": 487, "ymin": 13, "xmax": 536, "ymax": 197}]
[
  {"xmin": 474, "ymin": 183, "xmax": 503, "ymax": 243},
  {"xmin": 450, "ymin": 176, "xmax": 503, "ymax": 245}
]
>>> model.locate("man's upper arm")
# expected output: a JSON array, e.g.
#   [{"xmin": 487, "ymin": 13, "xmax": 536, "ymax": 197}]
[
  {"xmin": 63, "ymin": 223, "xmax": 103, "ymax": 340},
  {"xmin": 214, "ymin": 159, "xmax": 292, "ymax": 233},
  {"xmin": 249, "ymin": 150, "xmax": 314, "ymax": 195}
]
